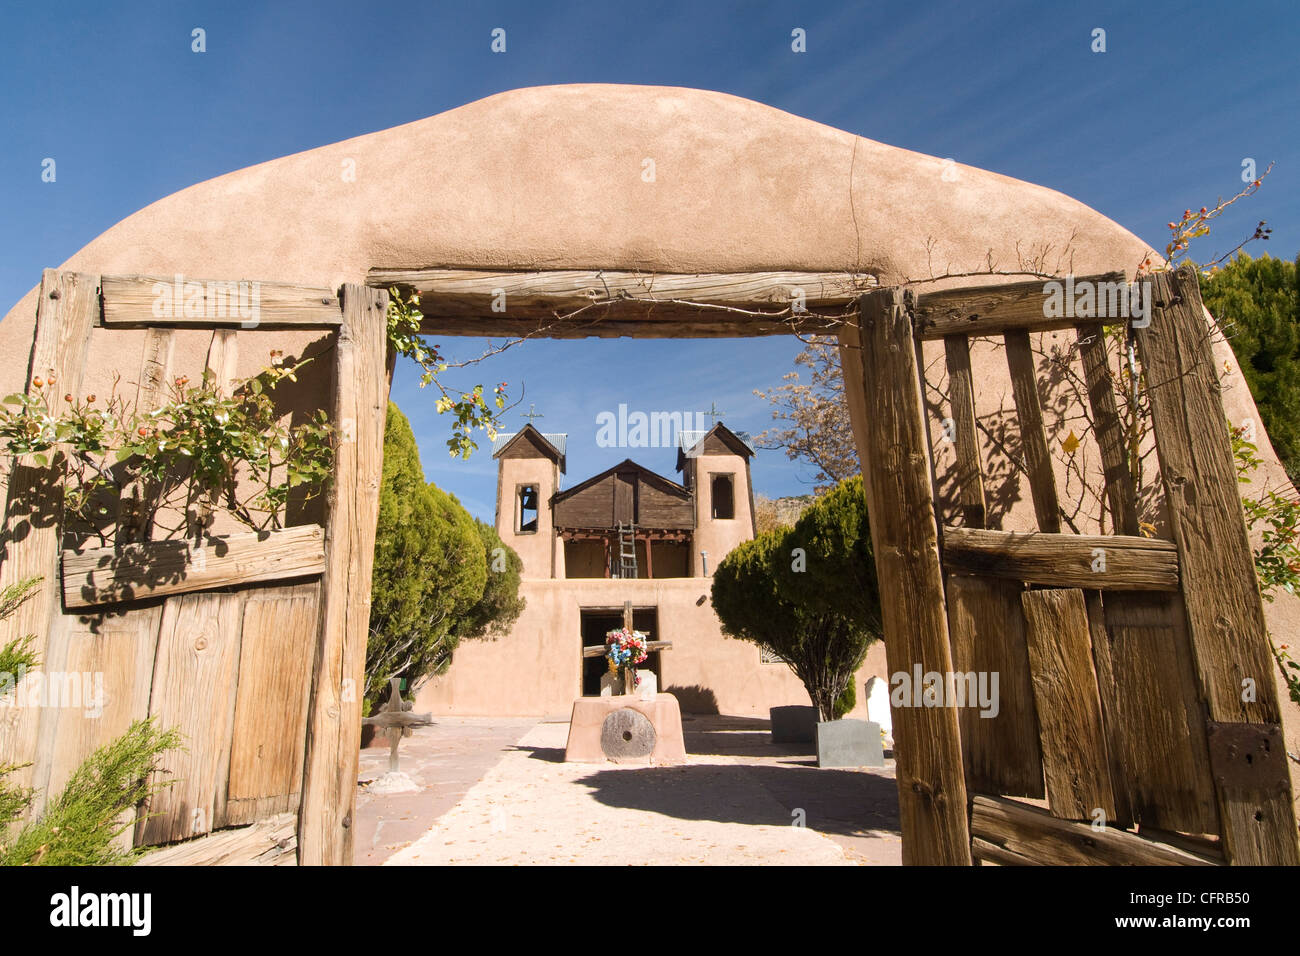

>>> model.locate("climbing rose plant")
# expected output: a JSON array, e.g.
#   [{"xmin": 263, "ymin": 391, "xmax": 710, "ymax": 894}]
[{"xmin": 0, "ymin": 354, "xmax": 332, "ymax": 542}]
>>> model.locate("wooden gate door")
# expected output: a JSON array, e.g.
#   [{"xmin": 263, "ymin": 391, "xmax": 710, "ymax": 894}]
[
  {"xmin": 845, "ymin": 265, "xmax": 1300, "ymax": 866},
  {"xmin": 0, "ymin": 270, "xmax": 390, "ymax": 865}
]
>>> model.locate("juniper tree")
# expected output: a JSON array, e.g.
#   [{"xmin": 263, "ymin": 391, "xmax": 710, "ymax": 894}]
[{"xmin": 712, "ymin": 476, "xmax": 881, "ymax": 721}]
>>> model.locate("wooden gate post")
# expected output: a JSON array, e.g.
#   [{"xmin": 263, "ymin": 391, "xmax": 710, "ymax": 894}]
[
  {"xmin": 1138, "ymin": 265, "xmax": 1300, "ymax": 865},
  {"xmin": 298, "ymin": 284, "xmax": 390, "ymax": 865},
  {"xmin": 853, "ymin": 287, "xmax": 972, "ymax": 865},
  {"xmin": 0, "ymin": 270, "xmax": 99, "ymax": 794}
]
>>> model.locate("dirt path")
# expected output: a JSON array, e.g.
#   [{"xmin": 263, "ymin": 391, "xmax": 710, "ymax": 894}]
[
  {"xmin": 354, "ymin": 717, "xmax": 538, "ymax": 865},
  {"xmin": 382, "ymin": 716, "xmax": 902, "ymax": 866}
]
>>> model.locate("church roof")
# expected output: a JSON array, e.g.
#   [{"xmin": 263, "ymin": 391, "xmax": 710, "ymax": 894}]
[
  {"xmin": 491, "ymin": 425, "xmax": 567, "ymax": 473},
  {"xmin": 552, "ymin": 458, "xmax": 690, "ymax": 504},
  {"xmin": 676, "ymin": 422, "xmax": 755, "ymax": 471}
]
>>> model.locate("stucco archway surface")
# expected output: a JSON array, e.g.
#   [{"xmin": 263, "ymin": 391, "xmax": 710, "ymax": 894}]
[
  {"xmin": 3, "ymin": 83, "xmax": 1153, "ymax": 359},
  {"xmin": 2, "ymin": 84, "xmax": 1298, "ymax": 766}
]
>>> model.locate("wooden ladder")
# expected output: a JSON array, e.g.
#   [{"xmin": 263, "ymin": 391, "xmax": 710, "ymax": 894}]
[{"xmin": 616, "ymin": 522, "xmax": 638, "ymax": 578}]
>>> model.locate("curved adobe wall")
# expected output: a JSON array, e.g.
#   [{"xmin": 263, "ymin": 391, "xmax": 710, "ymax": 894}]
[{"xmin": 2, "ymin": 84, "xmax": 1296, "ymax": 762}]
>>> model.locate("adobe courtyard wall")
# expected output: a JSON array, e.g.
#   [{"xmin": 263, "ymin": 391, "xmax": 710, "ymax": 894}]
[{"xmin": 415, "ymin": 576, "xmax": 889, "ymax": 718}]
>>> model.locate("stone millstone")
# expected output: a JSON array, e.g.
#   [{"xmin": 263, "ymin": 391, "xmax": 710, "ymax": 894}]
[{"xmin": 600, "ymin": 708, "xmax": 656, "ymax": 759}]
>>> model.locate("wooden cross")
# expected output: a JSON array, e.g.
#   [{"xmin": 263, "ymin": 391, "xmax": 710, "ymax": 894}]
[
  {"xmin": 580, "ymin": 601, "xmax": 673, "ymax": 666},
  {"xmin": 705, "ymin": 401, "xmax": 726, "ymax": 426},
  {"xmin": 521, "ymin": 403, "xmax": 545, "ymax": 426},
  {"xmin": 361, "ymin": 678, "xmax": 433, "ymax": 773}
]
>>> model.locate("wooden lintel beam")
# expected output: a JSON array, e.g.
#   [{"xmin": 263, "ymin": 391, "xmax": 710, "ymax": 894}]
[{"xmin": 366, "ymin": 268, "xmax": 877, "ymax": 338}]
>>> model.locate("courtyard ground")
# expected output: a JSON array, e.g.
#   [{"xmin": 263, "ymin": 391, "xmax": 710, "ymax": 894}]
[{"xmin": 356, "ymin": 714, "xmax": 902, "ymax": 865}]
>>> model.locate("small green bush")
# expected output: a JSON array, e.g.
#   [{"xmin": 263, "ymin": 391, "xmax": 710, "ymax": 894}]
[
  {"xmin": 0, "ymin": 718, "xmax": 181, "ymax": 866},
  {"xmin": 833, "ymin": 681, "xmax": 856, "ymax": 720}
]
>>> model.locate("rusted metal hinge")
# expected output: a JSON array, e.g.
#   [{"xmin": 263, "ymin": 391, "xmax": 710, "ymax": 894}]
[{"xmin": 1205, "ymin": 721, "xmax": 1290, "ymax": 792}]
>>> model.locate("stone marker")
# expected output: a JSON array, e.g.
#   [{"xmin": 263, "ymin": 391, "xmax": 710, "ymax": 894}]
[
  {"xmin": 599, "ymin": 671, "xmax": 625, "ymax": 697},
  {"xmin": 864, "ymin": 676, "xmax": 894, "ymax": 749},
  {"xmin": 815, "ymin": 718, "xmax": 885, "ymax": 768},
  {"xmin": 769, "ymin": 704, "xmax": 818, "ymax": 744}
]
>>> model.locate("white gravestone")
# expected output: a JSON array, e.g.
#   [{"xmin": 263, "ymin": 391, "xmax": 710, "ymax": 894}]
[{"xmin": 865, "ymin": 676, "xmax": 894, "ymax": 749}]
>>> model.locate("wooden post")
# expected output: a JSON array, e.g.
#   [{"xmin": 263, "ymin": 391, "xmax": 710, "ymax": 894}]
[
  {"xmin": 854, "ymin": 287, "xmax": 972, "ymax": 865},
  {"xmin": 941, "ymin": 335, "xmax": 986, "ymax": 528},
  {"xmin": 1003, "ymin": 330, "xmax": 1061, "ymax": 532},
  {"xmin": 0, "ymin": 271, "xmax": 99, "ymax": 795},
  {"xmin": 1076, "ymin": 324, "xmax": 1140, "ymax": 535},
  {"xmin": 1137, "ymin": 266, "xmax": 1300, "ymax": 865},
  {"xmin": 297, "ymin": 284, "xmax": 390, "ymax": 865}
]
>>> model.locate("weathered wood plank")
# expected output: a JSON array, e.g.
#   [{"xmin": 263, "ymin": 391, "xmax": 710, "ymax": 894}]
[
  {"xmin": 944, "ymin": 575, "xmax": 1043, "ymax": 798},
  {"xmin": 1076, "ymin": 324, "xmax": 1140, "ymax": 535},
  {"xmin": 0, "ymin": 270, "xmax": 100, "ymax": 793},
  {"xmin": 134, "ymin": 327, "xmax": 177, "ymax": 410},
  {"xmin": 298, "ymin": 285, "xmax": 390, "ymax": 866},
  {"xmin": 137, "ymin": 591, "xmax": 244, "ymax": 846},
  {"xmin": 941, "ymin": 526, "xmax": 1179, "ymax": 591},
  {"xmin": 941, "ymin": 335, "xmax": 987, "ymax": 527},
  {"xmin": 1137, "ymin": 267, "xmax": 1279, "ymax": 719},
  {"xmin": 40, "ymin": 606, "xmax": 163, "ymax": 843},
  {"xmin": 1137, "ymin": 266, "xmax": 1299, "ymax": 864},
  {"xmin": 62, "ymin": 523, "xmax": 325, "ymax": 609},
  {"xmin": 100, "ymin": 274, "xmax": 341, "ymax": 329},
  {"xmin": 914, "ymin": 272, "xmax": 1127, "ymax": 340},
  {"xmin": 204, "ymin": 328, "xmax": 240, "ymax": 392},
  {"xmin": 368, "ymin": 268, "xmax": 877, "ymax": 338},
  {"xmin": 189, "ymin": 329, "xmax": 241, "ymax": 537},
  {"xmin": 971, "ymin": 795, "xmax": 1217, "ymax": 866},
  {"xmin": 1003, "ymin": 330, "xmax": 1061, "ymax": 532},
  {"xmin": 120, "ymin": 328, "xmax": 176, "ymax": 542},
  {"xmin": 1083, "ymin": 590, "xmax": 1133, "ymax": 828},
  {"xmin": 137, "ymin": 812, "xmax": 297, "ymax": 866},
  {"xmin": 854, "ymin": 287, "xmax": 971, "ymax": 865},
  {"xmin": 1098, "ymin": 592, "xmax": 1220, "ymax": 835},
  {"xmin": 971, "ymin": 836, "xmax": 1043, "ymax": 866},
  {"xmin": 1020, "ymin": 589, "xmax": 1116, "ymax": 821},
  {"xmin": 226, "ymin": 582, "xmax": 319, "ymax": 825},
  {"xmin": 1134, "ymin": 825, "xmax": 1225, "ymax": 864}
]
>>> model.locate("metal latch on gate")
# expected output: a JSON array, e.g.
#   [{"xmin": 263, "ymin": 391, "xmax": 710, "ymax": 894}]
[{"xmin": 1205, "ymin": 721, "xmax": 1290, "ymax": 792}]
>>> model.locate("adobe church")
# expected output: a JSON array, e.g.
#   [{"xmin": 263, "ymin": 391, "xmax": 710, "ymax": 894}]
[{"xmin": 416, "ymin": 420, "xmax": 887, "ymax": 717}]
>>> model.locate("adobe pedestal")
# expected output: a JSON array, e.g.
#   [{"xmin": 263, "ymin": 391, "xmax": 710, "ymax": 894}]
[{"xmin": 564, "ymin": 693, "xmax": 687, "ymax": 765}]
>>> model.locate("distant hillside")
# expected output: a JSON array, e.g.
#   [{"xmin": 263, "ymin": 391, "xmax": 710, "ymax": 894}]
[{"xmin": 754, "ymin": 493, "xmax": 815, "ymax": 534}]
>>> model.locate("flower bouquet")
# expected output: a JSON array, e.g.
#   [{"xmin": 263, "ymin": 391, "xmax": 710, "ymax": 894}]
[{"xmin": 605, "ymin": 627, "xmax": 649, "ymax": 690}]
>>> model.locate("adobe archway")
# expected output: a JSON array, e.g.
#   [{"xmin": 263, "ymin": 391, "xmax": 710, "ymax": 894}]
[{"xmin": 1, "ymin": 85, "xmax": 1295, "ymax": 865}]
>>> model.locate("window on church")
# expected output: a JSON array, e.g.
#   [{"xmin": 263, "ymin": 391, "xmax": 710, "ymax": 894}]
[
  {"xmin": 711, "ymin": 473, "xmax": 734, "ymax": 520},
  {"xmin": 518, "ymin": 484, "xmax": 539, "ymax": 533}
]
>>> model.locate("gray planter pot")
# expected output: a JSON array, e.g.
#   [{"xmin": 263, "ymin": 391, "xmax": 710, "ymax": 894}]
[
  {"xmin": 769, "ymin": 705, "xmax": 818, "ymax": 744},
  {"xmin": 816, "ymin": 718, "xmax": 885, "ymax": 768}
]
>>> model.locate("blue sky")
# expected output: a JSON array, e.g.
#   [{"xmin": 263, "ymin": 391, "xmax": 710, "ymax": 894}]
[{"xmin": 2, "ymin": 1, "xmax": 1296, "ymax": 520}]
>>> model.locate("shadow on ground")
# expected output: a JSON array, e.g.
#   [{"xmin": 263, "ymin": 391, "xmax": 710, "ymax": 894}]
[
  {"xmin": 574, "ymin": 761, "xmax": 900, "ymax": 839},
  {"xmin": 681, "ymin": 713, "xmax": 817, "ymax": 758}
]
